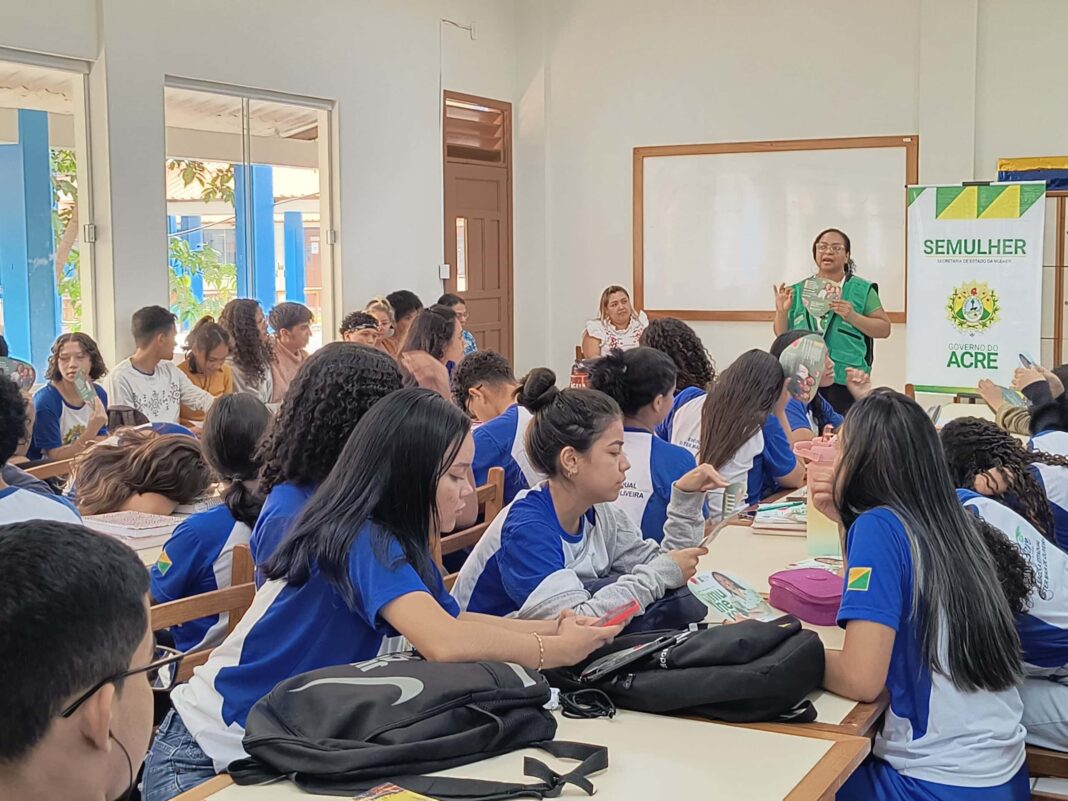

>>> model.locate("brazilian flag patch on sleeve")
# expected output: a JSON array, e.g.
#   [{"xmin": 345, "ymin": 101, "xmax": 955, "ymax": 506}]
[
  {"xmin": 847, "ymin": 567, "xmax": 872, "ymax": 591},
  {"xmin": 156, "ymin": 550, "xmax": 172, "ymax": 576}
]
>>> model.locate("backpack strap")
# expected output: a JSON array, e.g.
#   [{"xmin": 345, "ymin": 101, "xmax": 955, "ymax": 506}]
[{"xmin": 284, "ymin": 740, "xmax": 608, "ymax": 801}]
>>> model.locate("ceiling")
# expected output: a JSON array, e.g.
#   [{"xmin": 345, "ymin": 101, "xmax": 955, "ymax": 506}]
[{"xmin": 0, "ymin": 61, "xmax": 319, "ymax": 140}]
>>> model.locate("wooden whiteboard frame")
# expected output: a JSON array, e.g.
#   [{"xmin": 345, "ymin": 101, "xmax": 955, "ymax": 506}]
[{"xmin": 632, "ymin": 135, "xmax": 919, "ymax": 323}]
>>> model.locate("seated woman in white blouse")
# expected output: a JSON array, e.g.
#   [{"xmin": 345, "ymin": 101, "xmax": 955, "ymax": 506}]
[{"xmin": 581, "ymin": 285, "xmax": 649, "ymax": 358}]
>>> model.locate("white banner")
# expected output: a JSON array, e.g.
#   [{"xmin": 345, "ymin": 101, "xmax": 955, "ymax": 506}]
[{"xmin": 906, "ymin": 182, "xmax": 1045, "ymax": 391}]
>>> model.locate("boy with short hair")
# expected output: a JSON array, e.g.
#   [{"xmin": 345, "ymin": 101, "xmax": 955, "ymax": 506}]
[
  {"xmin": 110, "ymin": 305, "xmax": 214, "ymax": 423},
  {"xmin": 268, "ymin": 302, "xmax": 314, "ymax": 402},
  {"xmin": 382, "ymin": 289, "xmax": 423, "ymax": 357},
  {"xmin": 0, "ymin": 521, "xmax": 160, "ymax": 801},
  {"xmin": 0, "ymin": 377, "xmax": 80, "ymax": 523}
]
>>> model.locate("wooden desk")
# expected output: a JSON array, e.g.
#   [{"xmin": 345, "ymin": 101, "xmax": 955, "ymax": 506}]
[
  {"xmin": 172, "ymin": 710, "xmax": 870, "ymax": 801},
  {"xmin": 699, "ymin": 523, "xmax": 889, "ymax": 737},
  {"xmin": 138, "ymin": 544, "xmax": 163, "ymax": 567}
]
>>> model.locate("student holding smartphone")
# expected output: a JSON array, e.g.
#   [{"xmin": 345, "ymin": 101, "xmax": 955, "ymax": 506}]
[
  {"xmin": 29, "ymin": 333, "xmax": 109, "ymax": 461},
  {"xmin": 452, "ymin": 368, "xmax": 723, "ymax": 621}
]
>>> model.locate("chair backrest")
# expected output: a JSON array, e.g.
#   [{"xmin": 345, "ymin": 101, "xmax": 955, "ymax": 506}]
[
  {"xmin": 151, "ymin": 548, "xmax": 256, "ymax": 683},
  {"xmin": 24, "ymin": 458, "xmax": 75, "ymax": 481},
  {"xmin": 438, "ymin": 465, "xmax": 506, "ymax": 583},
  {"xmin": 439, "ymin": 466, "xmax": 505, "ymax": 560}
]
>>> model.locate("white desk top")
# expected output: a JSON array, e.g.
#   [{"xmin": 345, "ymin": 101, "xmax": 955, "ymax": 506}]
[
  {"xmin": 699, "ymin": 524, "xmax": 845, "ymax": 650},
  {"xmin": 180, "ymin": 710, "xmax": 868, "ymax": 801}
]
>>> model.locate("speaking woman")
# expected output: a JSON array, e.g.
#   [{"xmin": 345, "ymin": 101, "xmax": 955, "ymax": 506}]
[{"xmin": 773, "ymin": 228, "xmax": 890, "ymax": 414}]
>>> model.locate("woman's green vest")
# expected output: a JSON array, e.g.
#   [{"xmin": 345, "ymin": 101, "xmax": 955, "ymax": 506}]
[{"xmin": 787, "ymin": 275, "xmax": 874, "ymax": 384}]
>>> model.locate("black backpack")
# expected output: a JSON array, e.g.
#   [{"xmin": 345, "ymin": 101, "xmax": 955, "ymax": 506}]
[
  {"xmin": 546, "ymin": 616, "xmax": 824, "ymax": 723},
  {"xmin": 228, "ymin": 653, "xmax": 607, "ymax": 800}
]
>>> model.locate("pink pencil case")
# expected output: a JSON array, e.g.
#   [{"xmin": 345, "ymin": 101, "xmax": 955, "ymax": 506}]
[{"xmin": 768, "ymin": 568, "xmax": 842, "ymax": 627}]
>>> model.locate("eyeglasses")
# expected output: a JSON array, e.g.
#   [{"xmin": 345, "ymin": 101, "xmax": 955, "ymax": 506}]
[
  {"xmin": 815, "ymin": 244, "xmax": 846, "ymax": 254},
  {"xmin": 59, "ymin": 644, "xmax": 184, "ymax": 718}
]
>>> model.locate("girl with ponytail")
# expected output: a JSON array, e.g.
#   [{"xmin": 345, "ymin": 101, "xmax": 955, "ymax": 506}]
[
  {"xmin": 150, "ymin": 394, "xmax": 272, "ymax": 653},
  {"xmin": 588, "ymin": 347, "xmax": 698, "ymax": 542},
  {"xmin": 453, "ymin": 367, "xmax": 725, "ymax": 623}
]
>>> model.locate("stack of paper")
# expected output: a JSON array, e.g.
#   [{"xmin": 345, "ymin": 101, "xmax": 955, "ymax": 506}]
[
  {"xmin": 751, "ymin": 501, "xmax": 806, "ymax": 534},
  {"xmin": 82, "ymin": 511, "xmax": 182, "ymax": 550}
]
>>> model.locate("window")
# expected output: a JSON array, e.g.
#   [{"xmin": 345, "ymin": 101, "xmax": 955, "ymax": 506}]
[
  {"xmin": 0, "ymin": 57, "xmax": 93, "ymax": 372},
  {"xmin": 163, "ymin": 84, "xmax": 333, "ymax": 350}
]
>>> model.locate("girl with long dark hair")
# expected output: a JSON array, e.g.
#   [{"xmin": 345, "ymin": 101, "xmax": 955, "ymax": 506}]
[
  {"xmin": 143, "ymin": 389, "xmax": 620, "ymax": 799},
  {"xmin": 219, "ymin": 298, "xmax": 275, "ymax": 405},
  {"xmin": 151, "ymin": 394, "xmax": 272, "ymax": 653},
  {"xmin": 588, "ymin": 347, "xmax": 698, "ymax": 542},
  {"xmin": 249, "ymin": 343, "xmax": 403, "ymax": 569},
  {"xmin": 453, "ymin": 368, "xmax": 722, "ymax": 619},
  {"xmin": 941, "ymin": 416, "xmax": 1068, "ymax": 550},
  {"xmin": 814, "ymin": 390, "xmax": 1031, "ymax": 799},
  {"xmin": 698, "ymin": 350, "xmax": 804, "ymax": 517}
]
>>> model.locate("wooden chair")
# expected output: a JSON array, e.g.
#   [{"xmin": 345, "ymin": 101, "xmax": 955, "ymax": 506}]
[
  {"xmin": 24, "ymin": 457, "xmax": 75, "ymax": 481},
  {"xmin": 150, "ymin": 544, "xmax": 256, "ymax": 682},
  {"xmin": 1028, "ymin": 745, "xmax": 1068, "ymax": 781},
  {"xmin": 436, "ymin": 466, "xmax": 506, "ymax": 586}
]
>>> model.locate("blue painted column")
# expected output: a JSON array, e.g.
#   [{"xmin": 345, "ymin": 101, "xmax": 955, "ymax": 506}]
[
  {"xmin": 283, "ymin": 211, "xmax": 305, "ymax": 302},
  {"xmin": 179, "ymin": 215, "xmax": 204, "ymax": 301},
  {"xmin": 0, "ymin": 110, "xmax": 57, "ymax": 371},
  {"xmin": 233, "ymin": 164, "xmax": 275, "ymax": 310}
]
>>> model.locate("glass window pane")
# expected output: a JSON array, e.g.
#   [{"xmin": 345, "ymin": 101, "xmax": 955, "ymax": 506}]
[
  {"xmin": 0, "ymin": 61, "xmax": 91, "ymax": 373},
  {"xmin": 164, "ymin": 87, "xmax": 243, "ymax": 335},
  {"xmin": 247, "ymin": 98, "xmax": 326, "ymax": 352}
]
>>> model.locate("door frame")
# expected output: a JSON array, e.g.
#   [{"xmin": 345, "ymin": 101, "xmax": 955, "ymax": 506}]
[{"xmin": 442, "ymin": 90, "xmax": 514, "ymax": 360}]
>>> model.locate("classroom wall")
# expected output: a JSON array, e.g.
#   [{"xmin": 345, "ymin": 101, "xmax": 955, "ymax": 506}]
[
  {"xmin": 514, "ymin": 0, "xmax": 1068, "ymax": 383},
  {"xmin": 2, "ymin": 0, "xmax": 518, "ymax": 361}
]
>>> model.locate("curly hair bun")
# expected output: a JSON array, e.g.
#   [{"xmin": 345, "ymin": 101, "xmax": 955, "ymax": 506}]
[{"xmin": 517, "ymin": 367, "xmax": 559, "ymax": 414}]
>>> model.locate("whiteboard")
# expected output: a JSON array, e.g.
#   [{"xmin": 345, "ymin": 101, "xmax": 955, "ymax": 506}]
[{"xmin": 640, "ymin": 145, "xmax": 910, "ymax": 314}]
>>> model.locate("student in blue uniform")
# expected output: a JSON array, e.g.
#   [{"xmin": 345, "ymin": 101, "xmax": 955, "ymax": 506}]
[
  {"xmin": 639, "ymin": 317, "xmax": 715, "ymax": 445},
  {"xmin": 588, "ymin": 347, "xmax": 697, "ymax": 542},
  {"xmin": 697, "ymin": 350, "xmax": 804, "ymax": 517},
  {"xmin": 249, "ymin": 343, "xmax": 403, "ymax": 570},
  {"xmin": 141, "ymin": 388, "xmax": 621, "ymax": 801},
  {"xmin": 947, "ymin": 484, "xmax": 1068, "ymax": 753},
  {"xmin": 451, "ymin": 350, "xmax": 545, "ymax": 503},
  {"xmin": 0, "ymin": 377, "xmax": 80, "ymax": 524},
  {"xmin": 452, "ymin": 368, "xmax": 723, "ymax": 621},
  {"xmin": 30, "ymin": 332, "xmax": 109, "ymax": 460},
  {"xmin": 812, "ymin": 390, "xmax": 1030, "ymax": 800},
  {"xmin": 940, "ymin": 416, "xmax": 1068, "ymax": 551},
  {"xmin": 151, "ymin": 394, "xmax": 272, "ymax": 653}
]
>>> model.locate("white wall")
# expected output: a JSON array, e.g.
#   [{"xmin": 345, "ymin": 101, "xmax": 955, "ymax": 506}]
[
  {"xmin": 2, "ymin": 0, "xmax": 517, "ymax": 360},
  {"xmin": 515, "ymin": 0, "xmax": 1068, "ymax": 383}
]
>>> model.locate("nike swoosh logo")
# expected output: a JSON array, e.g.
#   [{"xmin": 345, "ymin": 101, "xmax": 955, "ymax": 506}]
[{"xmin": 288, "ymin": 676, "xmax": 425, "ymax": 705}]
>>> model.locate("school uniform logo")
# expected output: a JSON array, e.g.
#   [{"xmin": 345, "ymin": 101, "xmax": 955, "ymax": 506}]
[
  {"xmin": 846, "ymin": 567, "xmax": 872, "ymax": 592},
  {"xmin": 156, "ymin": 550, "xmax": 172, "ymax": 576}
]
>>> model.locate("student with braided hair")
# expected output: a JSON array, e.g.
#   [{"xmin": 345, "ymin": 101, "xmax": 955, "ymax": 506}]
[{"xmin": 941, "ymin": 416, "xmax": 1068, "ymax": 551}]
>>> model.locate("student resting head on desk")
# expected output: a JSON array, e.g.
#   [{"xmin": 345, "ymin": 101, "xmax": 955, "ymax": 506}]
[
  {"xmin": 140, "ymin": 388, "xmax": 621, "ymax": 801},
  {"xmin": 451, "ymin": 367, "xmax": 724, "ymax": 622},
  {"xmin": 812, "ymin": 389, "xmax": 1033, "ymax": 800},
  {"xmin": 0, "ymin": 520, "xmax": 167, "ymax": 801},
  {"xmin": 940, "ymin": 416, "xmax": 1068, "ymax": 552}
]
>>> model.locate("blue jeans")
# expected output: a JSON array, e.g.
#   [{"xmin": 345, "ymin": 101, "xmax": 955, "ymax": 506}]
[{"xmin": 140, "ymin": 710, "xmax": 217, "ymax": 801}]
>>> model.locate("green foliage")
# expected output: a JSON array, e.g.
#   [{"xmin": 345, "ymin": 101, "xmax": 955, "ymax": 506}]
[
  {"xmin": 167, "ymin": 159, "xmax": 235, "ymax": 204},
  {"xmin": 168, "ymin": 237, "xmax": 237, "ymax": 326},
  {"xmin": 50, "ymin": 148, "xmax": 81, "ymax": 330}
]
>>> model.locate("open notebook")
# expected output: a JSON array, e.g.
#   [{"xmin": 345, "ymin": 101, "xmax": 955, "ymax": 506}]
[{"xmin": 81, "ymin": 511, "xmax": 182, "ymax": 550}]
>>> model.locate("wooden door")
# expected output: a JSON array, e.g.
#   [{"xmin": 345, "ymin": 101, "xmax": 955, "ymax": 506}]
[{"xmin": 443, "ymin": 93, "xmax": 513, "ymax": 360}]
